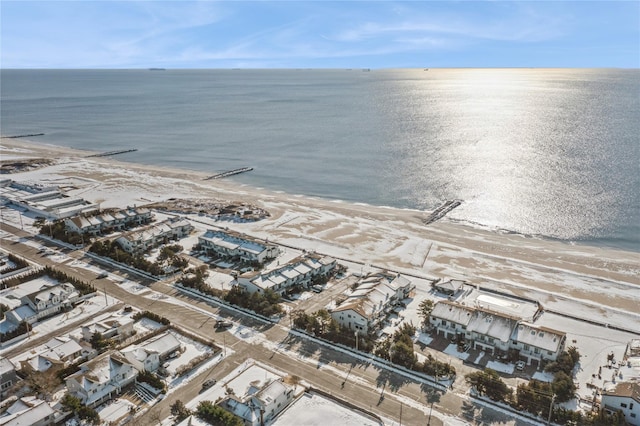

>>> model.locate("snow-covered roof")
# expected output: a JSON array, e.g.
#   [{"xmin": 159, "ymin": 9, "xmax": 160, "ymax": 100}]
[
  {"xmin": 141, "ymin": 332, "xmax": 181, "ymax": 356},
  {"xmin": 430, "ymin": 301, "xmax": 474, "ymax": 326},
  {"xmin": 435, "ymin": 279, "xmax": 465, "ymax": 292},
  {"xmin": 257, "ymin": 380, "xmax": 291, "ymax": 405},
  {"xmin": 511, "ymin": 323, "xmax": 565, "ymax": 352},
  {"xmin": 467, "ymin": 309, "xmax": 519, "ymax": 343},
  {"xmin": 0, "ymin": 357, "xmax": 16, "ymax": 375},
  {"xmin": 0, "ymin": 398, "xmax": 54, "ymax": 426}
]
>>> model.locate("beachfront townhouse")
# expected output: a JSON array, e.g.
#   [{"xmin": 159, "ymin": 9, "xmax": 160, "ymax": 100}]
[
  {"xmin": 510, "ymin": 323, "xmax": 566, "ymax": 364},
  {"xmin": 429, "ymin": 300, "xmax": 566, "ymax": 365},
  {"xmin": 115, "ymin": 217, "xmax": 193, "ymax": 254},
  {"xmin": 65, "ymin": 353, "xmax": 138, "ymax": 407},
  {"xmin": 466, "ymin": 309, "xmax": 519, "ymax": 356},
  {"xmin": 64, "ymin": 207, "xmax": 153, "ymax": 236},
  {"xmin": 331, "ymin": 272, "xmax": 414, "ymax": 334},
  {"xmin": 601, "ymin": 382, "xmax": 640, "ymax": 426},
  {"xmin": 198, "ymin": 229, "xmax": 280, "ymax": 264},
  {"xmin": 429, "ymin": 300, "xmax": 475, "ymax": 340},
  {"xmin": 237, "ymin": 254, "xmax": 336, "ymax": 295}
]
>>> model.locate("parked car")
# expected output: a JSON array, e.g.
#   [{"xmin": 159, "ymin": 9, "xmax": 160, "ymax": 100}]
[
  {"xmin": 96, "ymin": 272, "xmax": 108, "ymax": 279},
  {"xmin": 215, "ymin": 320, "xmax": 233, "ymax": 329},
  {"xmin": 515, "ymin": 360, "xmax": 526, "ymax": 371},
  {"xmin": 202, "ymin": 379, "xmax": 217, "ymax": 389}
]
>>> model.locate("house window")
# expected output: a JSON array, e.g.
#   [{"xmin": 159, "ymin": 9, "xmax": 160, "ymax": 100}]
[
  {"xmin": 523, "ymin": 344, "xmax": 530, "ymax": 351},
  {"xmin": 534, "ymin": 347, "xmax": 540, "ymax": 354},
  {"xmin": 621, "ymin": 403, "xmax": 627, "ymax": 408},
  {"xmin": 630, "ymin": 403, "xmax": 634, "ymax": 410},
  {"xmin": 630, "ymin": 413, "xmax": 636, "ymax": 418},
  {"xmin": 1, "ymin": 381, "xmax": 12, "ymax": 390},
  {"xmin": 548, "ymin": 351, "xmax": 553, "ymax": 356},
  {"xmin": 442, "ymin": 320, "xmax": 447, "ymax": 326}
]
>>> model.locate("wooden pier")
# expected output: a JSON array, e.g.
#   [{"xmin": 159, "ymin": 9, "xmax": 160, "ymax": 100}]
[
  {"xmin": 1, "ymin": 133, "xmax": 45, "ymax": 139},
  {"xmin": 423, "ymin": 199, "xmax": 462, "ymax": 225},
  {"xmin": 204, "ymin": 167, "xmax": 253, "ymax": 180},
  {"xmin": 86, "ymin": 149, "xmax": 138, "ymax": 158}
]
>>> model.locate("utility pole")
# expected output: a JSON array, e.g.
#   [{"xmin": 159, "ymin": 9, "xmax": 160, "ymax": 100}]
[
  {"xmin": 427, "ymin": 401, "xmax": 434, "ymax": 425},
  {"xmin": 547, "ymin": 394, "xmax": 556, "ymax": 425},
  {"xmin": 399, "ymin": 401, "xmax": 403, "ymax": 426}
]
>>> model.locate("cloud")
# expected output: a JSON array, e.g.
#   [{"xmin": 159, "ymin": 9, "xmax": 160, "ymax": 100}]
[{"xmin": 1, "ymin": 1, "xmax": 637, "ymax": 68}]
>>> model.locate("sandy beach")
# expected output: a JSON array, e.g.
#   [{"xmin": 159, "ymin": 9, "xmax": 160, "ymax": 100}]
[{"xmin": 1, "ymin": 138, "xmax": 638, "ymax": 318}]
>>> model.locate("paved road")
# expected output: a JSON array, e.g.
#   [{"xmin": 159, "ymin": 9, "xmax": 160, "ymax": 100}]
[{"xmin": 1, "ymin": 222, "xmax": 533, "ymax": 425}]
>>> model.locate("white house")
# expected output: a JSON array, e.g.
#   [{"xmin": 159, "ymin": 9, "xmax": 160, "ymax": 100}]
[
  {"xmin": 115, "ymin": 217, "xmax": 193, "ymax": 254},
  {"xmin": 81, "ymin": 314, "xmax": 135, "ymax": 342},
  {"xmin": 331, "ymin": 272, "xmax": 413, "ymax": 334},
  {"xmin": 237, "ymin": 254, "xmax": 336, "ymax": 295},
  {"xmin": 21, "ymin": 336, "xmax": 86, "ymax": 373},
  {"xmin": 0, "ymin": 358, "xmax": 18, "ymax": 399},
  {"xmin": 466, "ymin": 308, "xmax": 520, "ymax": 356},
  {"xmin": 64, "ymin": 207, "xmax": 153, "ymax": 236},
  {"xmin": 0, "ymin": 396, "xmax": 57, "ymax": 426},
  {"xmin": 429, "ymin": 300, "xmax": 475, "ymax": 340},
  {"xmin": 509, "ymin": 323, "xmax": 566, "ymax": 364},
  {"xmin": 198, "ymin": 230, "xmax": 280, "ymax": 264},
  {"xmin": 0, "ymin": 278, "xmax": 80, "ymax": 325},
  {"xmin": 120, "ymin": 331, "xmax": 182, "ymax": 373},
  {"xmin": 429, "ymin": 300, "xmax": 566, "ymax": 364},
  {"xmin": 220, "ymin": 379, "xmax": 295, "ymax": 425},
  {"xmin": 433, "ymin": 279, "xmax": 466, "ymax": 297},
  {"xmin": 65, "ymin": 353, "xmax": 138, "ymax": 407},
  {"xmin": 601, "ymin": 382, "xmax": 640, "ymax": 426}
]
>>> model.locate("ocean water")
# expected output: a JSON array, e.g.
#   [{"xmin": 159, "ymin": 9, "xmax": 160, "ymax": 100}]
[{"xmin": 1, "ymin": 68, "xmax": 639, "ymax": 251}]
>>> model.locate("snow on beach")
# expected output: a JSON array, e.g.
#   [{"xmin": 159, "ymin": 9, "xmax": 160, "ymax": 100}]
[{"xmin": 1, "ymin": 139, "xmax": 639, "ymax": 422}]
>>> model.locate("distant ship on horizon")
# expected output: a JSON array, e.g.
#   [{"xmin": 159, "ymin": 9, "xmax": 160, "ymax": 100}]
[{"xmin": 149, "ymin": 68, "xmax": 166, "ymax": 71}]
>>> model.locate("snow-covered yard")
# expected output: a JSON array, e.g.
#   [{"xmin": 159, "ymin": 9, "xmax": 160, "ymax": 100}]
[{"xmin": 274, "ymin": 392, "xmax": 382, "ymax": 426}]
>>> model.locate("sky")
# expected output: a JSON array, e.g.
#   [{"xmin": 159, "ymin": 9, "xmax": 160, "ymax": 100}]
[{"xmin": 1, "ymin": 1, "xmax": 638, "ymax": 69}]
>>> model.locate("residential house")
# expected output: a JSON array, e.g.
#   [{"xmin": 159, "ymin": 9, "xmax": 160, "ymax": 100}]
[
  {"xmin": 81, "ymin": 314, "xmax": 135, "ymax": 342},
  {"xmin": 429, "ymin": 300, "xmax": 475, "ymax": 340},
  {"xmin": 331, "ymin": 272, "xmax": 413, "ymax": 334},
  {"xmin": 510, "ymin": 323, "xmax": 566, "ymax": 364},
  {"xmin": 64, "ymin": 207, "xmax": 153, "ymax": 236},
  {"xmin": 0, "ymin": 397, "xmax": 57, "ymax": 426},
  {"xmin": 0, "ymin": 278, "xmax": 80, "ymax": 325},
  {"xmin": 466, "ymin": 308, "xmax": 520, "ymax": 357},
  {"xmin": 237, "ymin": 254, "xmax": 336, "ymax": 295},
  {"xmin": 0, "ymin": 357, "xmax": 18, "ymax": 399},
  {"xmin": 120, "ymin": 331, "xmax": 182, "ymax": 373},
  {"xmin": 115, "ymin": 217, "xmax": 193, "ymax": 254},
  {"xmin": 65, "ymin": 353, "xmax": 138, "ymax": 407},
  {"xmin": 219, "ymin": 379, "xmax": 295, "ymax": 426},
  {"xmin": 198, "ymin": 229, "xmax": 280, "ymax": 264},
  {"xmin": 429, "ymin": 300, "xmax": 566, "ymax": 364},
  {"xmin": 20, "ymin": 336, "xmax": 87, "ymax": 373},
  {"xmin": 433, "ymin": 279, "xmax": 466, "ymax": 297},
  {"xmin": 601, "ymin": 381, "xmax": 640, "ymax": 426}
]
